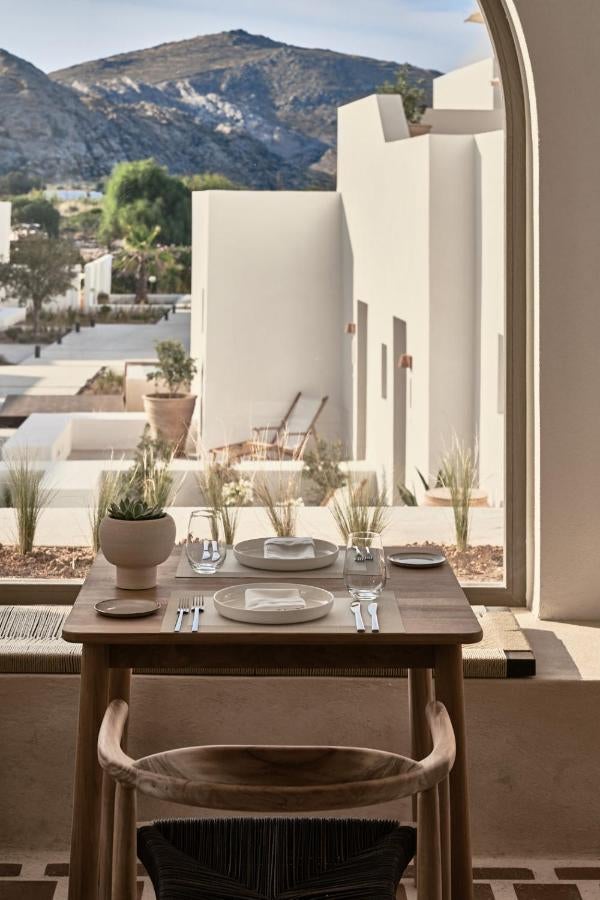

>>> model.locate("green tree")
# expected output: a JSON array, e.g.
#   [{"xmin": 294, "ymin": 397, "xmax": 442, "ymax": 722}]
[
  {"xmin": 11, "ymin": 196, "xmax": 60, "ymax": 238},
  {"xmin": 100, "ymin": 159, "xmax": 191, "ymax": 246},
  {"xmin": 378, "ymin": 65, "xmax": 427, "ymax": 123},
  {"xmin": 0, "ymin": 236, "xmax": 80, "ymax": 336},
  {"xmin": 0, "ymin": 171, "xmax": 43, "ymax": 197},
  {"xmin": 183, "ymin": 173, "xmax": 242, "ymax": 191}
]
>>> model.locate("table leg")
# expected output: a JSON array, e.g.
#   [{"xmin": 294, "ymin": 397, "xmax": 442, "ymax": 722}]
[
  {"xmin": 68, "ymin": 644, "xmax": 109, "ymax": 900},
  {"xmin": 99, "ymin": 668, "xmax": 132, "ymax": 900},
  {"xmin": 434, "ymin": 645, "xmax": 473, "ymax": 900}
]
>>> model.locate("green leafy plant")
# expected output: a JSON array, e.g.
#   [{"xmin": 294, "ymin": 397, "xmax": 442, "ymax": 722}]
[
  {"xmin": 107, "ymin": 496, "xmax": 165, "ymax": 521},
  {"xmin": 0, "ymin": 236, "xmax": 80, "ymax": 337},
  {"xmin": 147, "ymin": 340, "xmax": 197, "ymax": 397},
  {"xmin": 397, "ymin": 484, "xmax": 418, "ymax": 506},
  {"xmin": 330, "ymin": 476, "xmax": 389, "ymax": 542},
  {"xmin": 5, "ymin": 454, "xmax": 55, "ymax": 554},
  {"xmin": 303, "ymin": 439, "xmax": 347, "ymax": 505},
  {"xmin": 377, "ymin": 65, "xmax": 428, "ymax": 122},
  {"xmin": 439, "ymin": 436, "xmax": 479, "ymax": 552}
]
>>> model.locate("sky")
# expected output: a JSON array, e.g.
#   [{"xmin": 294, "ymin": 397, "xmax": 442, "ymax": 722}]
[{"xmin": 1, "ymin": 0, "xmax": 492, "ymax": 74}]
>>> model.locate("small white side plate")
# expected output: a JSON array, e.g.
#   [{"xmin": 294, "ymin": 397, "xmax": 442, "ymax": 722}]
[
  {"xmin": 214, "ymin": 582, "xmax": 334, "ymax": 625},
  {"xmin": 387, "ymin": 551, "xmax": 446, "ymax": 569}
]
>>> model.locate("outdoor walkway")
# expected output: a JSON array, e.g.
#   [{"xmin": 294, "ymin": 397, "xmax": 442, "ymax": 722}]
[
  {"xmin": 22, "ymin": 310, "xmax": 190, "ymax": 363},
  {"xmin": 0, "ymin": 311, "xmax": 191, "ymax": 398}
]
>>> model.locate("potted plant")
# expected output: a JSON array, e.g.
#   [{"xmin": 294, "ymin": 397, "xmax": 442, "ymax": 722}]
[
  {"xmin": 143, "ymin": 340, "xmax": 197, "ymax": 454},
  {"xmin": 99, "ymin": 497, "xmax": 176, "ymax": 589}
]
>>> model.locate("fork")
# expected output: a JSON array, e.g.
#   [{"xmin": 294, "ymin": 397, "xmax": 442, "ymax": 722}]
[
  {"xmin": 174, "ymin": 605, "xmax": 189, "ymax": 632},
  {"xmin": 191, "ymin": 597, "xmax": 205, "ymax": 632},
  {"xmin": 353, "ymin": 545, "xmax": 365, "ymax": 563}
]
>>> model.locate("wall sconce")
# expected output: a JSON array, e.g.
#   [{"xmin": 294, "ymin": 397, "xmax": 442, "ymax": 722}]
[
  {"xmin": 345, "ymin": 322, "xmax": 357, "ymax": 335},
  {"xmin": 398, "ymin": 353, "xmax": 413, "ymax": 370}
]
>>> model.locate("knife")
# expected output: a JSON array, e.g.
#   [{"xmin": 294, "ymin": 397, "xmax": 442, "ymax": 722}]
[{"xmin": 350, "ymin": 600, "xmax": 366, "ymax": 633}]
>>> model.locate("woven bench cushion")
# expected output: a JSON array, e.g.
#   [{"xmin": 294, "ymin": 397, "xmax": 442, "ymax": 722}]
[
  {"xmin": 138, "ymin": 818, "xmax": 416, "ymax": 900},
  {"xmin": 0, "ymin": 604, "xmax": 535, "ymax": 677}
]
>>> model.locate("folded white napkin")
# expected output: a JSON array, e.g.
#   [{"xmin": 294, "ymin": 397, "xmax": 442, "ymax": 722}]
[
  {"xmin": 245, "ymin": 588, "xmax": 307, "ymax": 611},
  {"xmin": 263, "ymin": 537, "xmax": 316, "ymax": 559}
]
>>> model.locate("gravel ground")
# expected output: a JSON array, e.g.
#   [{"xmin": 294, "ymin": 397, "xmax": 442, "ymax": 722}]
[{"xmin": 0, "ymin": 543, "xmax": 503, "ymax": 583}]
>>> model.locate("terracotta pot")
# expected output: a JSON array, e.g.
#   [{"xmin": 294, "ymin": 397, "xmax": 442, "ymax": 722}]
[
  {"xmin": 99, "ymin": 514, "xmax": 176, "ymax": 589},
  {"xmin": 423, "ymin": 487, "xmax": 489, "ymax": 507},
  {"xmin": 143, "ymin": 393, "xmax": 196, "ymax": 454}
]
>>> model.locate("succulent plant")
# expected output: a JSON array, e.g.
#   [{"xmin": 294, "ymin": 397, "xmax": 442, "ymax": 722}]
[{"xmin": 107, "ymin": 496, "xmax": 165, "ymax": 521}]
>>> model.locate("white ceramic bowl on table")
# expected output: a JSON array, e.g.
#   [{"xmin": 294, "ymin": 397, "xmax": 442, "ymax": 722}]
[
  {"xmin": 233, "ymin": 538, "xmax": 339, "ymax": 571},
  {"xmin": 214, "ymin": 583, "xmax": 334, "ymax": 625}
]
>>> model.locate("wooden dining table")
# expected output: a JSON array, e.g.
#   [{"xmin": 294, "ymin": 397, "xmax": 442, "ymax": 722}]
[{"xmin": 62, "ymin": 546, "xmax": 482, "ymax": 900}]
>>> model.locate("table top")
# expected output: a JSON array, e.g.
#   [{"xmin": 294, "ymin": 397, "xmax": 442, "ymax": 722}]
[{"xmin": 62, "ymin": 547, "xmax": 482, "ymax": 647}]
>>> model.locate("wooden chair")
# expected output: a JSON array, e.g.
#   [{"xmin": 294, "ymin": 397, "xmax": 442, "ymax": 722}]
[
  {"xmin": 98, "ymin": 698, "xmax": 455, "ymax": 900},
  {"xmin": 211, "ymin": 392, "xmax": 329, "ymax": 462}
]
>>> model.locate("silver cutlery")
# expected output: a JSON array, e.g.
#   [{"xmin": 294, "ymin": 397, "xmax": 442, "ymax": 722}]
[
  {"xmin": 350, "ymin": 600, "xmax": 366, "ymax": 633},
  {"xmin": 191, "ymin": 597, "xmax": 205, "ymax": 632},
  {"xmin": 364, "ymin": 548, "xmax": 374, "ymax": 561},
  {"xmin": 353, "ymin": 545, "xmax": 365, "ymax": 563},
  {"xmin": 202, "ymin": 540, "xmax": 211, "ymax": 561},
  {"xmin": 210, "ymin": 540, "xmax": 220, "ymax": 563},
  {"xmin": 367, "ymin": 601, "xmax": 380, "ymax": 633},
  {"xmin": 174, "ymin": 606, "xmax": 189, "ymax": 632}
]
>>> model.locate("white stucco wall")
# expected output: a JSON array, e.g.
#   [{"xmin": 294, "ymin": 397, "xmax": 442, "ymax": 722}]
[
  {"xmin": 84, "ymin": 254, "xmax": 112, "ymax": 306},
  {"xmin": 433, "ymin": 58, "xmax": 502, "ymax": 111},
  {"xmin": 191, "ymin": 191, "xmax": 351, "ymax": 452},
  {"xmin": 0, "ymin": 201, "xmax": 10, "ymax": 263},
  {"xmin": 337, "ymin": 93, "xmax": 505, "ymax": 503}
]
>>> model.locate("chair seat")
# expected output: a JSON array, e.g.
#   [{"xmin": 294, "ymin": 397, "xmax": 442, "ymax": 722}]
[
  {"xmin": 138, "ymin": 817, "xmax": 416, "ymax": 900},
  {"xmin": 134, "ymin": 744, "xmax": 421, "ymax": 812}
]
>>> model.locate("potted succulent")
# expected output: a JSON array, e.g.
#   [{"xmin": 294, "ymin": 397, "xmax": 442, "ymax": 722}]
[
  {"xmin": 99, "ymin": 496, "xmax": 176, "ymax": 589},
  {"xmin": 143, "ymin": 340, "xmax": 197, "ymax": 454}
]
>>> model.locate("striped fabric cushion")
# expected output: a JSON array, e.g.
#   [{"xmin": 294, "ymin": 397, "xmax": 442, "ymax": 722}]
[{"xmin": 138, "ymin": 818, "xmax": 416, "ymax": 900}]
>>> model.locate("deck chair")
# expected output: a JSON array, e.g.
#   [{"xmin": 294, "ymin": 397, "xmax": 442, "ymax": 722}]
[{"xmin": 212, "ymin": 392, "xmax": 328, "ymax": 462}]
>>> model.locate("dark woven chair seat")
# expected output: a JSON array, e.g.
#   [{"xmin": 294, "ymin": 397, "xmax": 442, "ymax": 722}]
[{"xmin": 138, "ymin": 817, "xmax": 416, "ymax": 900}]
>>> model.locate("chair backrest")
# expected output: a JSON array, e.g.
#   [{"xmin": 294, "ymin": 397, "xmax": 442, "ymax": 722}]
[
  {"xmin": 280, "ymin": 395, "xmax": 329, "ymax": 450},
  {"xmin": 98, "ymin": 699, "xmax": 455, "ymax": 812}
]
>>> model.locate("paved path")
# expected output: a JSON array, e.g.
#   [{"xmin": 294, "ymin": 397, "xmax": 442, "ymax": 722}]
[{"xmin": 0, "ymin": 312, "xmax": 191, "ymax": 398}]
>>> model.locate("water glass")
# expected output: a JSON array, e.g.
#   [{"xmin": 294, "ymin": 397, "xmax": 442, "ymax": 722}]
[
  {"xmin": 186, "ymin": 510, "xmax": 227, "ymax": 574},
  {"xmin": 343, "ymin": 531, "xmax": 386, "ymax": 601}
]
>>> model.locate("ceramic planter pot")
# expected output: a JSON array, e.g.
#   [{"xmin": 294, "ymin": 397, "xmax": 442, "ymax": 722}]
[
  {"xmin": 143, "ymin": 393, "xmax": 196, "ymax": 455},
  {"xmin": 99, "ymin": 513, "xmax": 176, "ymax": 589}
]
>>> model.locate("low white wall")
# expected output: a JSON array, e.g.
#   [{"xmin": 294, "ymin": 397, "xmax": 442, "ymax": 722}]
[
  {"xmin": 433, "ymin": 58, "xmax": 501, "ymax": 111},
  {"xmin": 0, "ymin": 202, "xmax": 10, "ymax": 263},
  {"xmin": 0, "ymin": 504, "xmax": 503, "ymax": 548},
  {"xmin": 0, "ymin": 307, "xmax": 26, "ymax": 329}
]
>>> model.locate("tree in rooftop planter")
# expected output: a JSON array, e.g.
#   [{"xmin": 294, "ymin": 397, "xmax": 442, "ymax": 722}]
[
  {"xmin": 143, "ymin": 340, "xmax": 197, "ymax": 456},
  {"xmin": 99, "ymin": 497, "xmax": 176, "ymax": 589}
]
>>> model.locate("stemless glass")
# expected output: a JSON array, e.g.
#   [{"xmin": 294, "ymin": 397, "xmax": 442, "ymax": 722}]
[
  {"xmin": 186, "ymin": 510, "xmax": 227, "ymax": 574},
  {"xmin": 343, "ymin": 531, "xmax": 387, "ymax": 601}
]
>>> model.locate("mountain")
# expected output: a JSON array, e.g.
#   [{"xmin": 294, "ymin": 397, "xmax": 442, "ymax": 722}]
[{"xmin": 0, "ymin": 32, "xmax": 440, "ymax": 189}]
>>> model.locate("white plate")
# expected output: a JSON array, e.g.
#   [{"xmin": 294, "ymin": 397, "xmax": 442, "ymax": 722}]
[
  {"xmin": 233, "ymin": 538, "xmax": 339, "ymax": 571},
  {"xmin": 213, "ymin": 582, "xmax": 334, "ymax": 625}
]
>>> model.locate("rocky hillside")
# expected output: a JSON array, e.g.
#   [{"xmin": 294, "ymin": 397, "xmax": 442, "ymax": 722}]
[{"xmin": 0, "ymin": 31, "xmax": 439, "ymax": 188}]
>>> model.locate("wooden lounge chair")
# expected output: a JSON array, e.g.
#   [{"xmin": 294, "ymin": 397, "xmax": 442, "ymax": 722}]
[{"xmin": 212, "ymin": 392, "xmax": 328, "ymax": 462}]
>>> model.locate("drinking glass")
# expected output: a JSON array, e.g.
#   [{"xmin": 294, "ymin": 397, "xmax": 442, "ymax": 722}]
[
  {"xmin": 186, "ymin": 510, "xmax": 227, "ymax": 574},
  {"xmin": 343, "ymin": 531, "xmax": 387, "ymax": 601}
]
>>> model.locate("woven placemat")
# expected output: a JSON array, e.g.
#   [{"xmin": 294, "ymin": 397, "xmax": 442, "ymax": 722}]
[{"xmin": 176, "ymin": 549, "xmax": 345, "ymax": 580}]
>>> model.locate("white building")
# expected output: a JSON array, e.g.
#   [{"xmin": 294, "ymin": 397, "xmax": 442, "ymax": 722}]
[
  {"xmin": 0, "ymin": 202, "xmax": 11, "ymax": 263},
  {"xmin": 191, "ymin": 58, "xmax": 505, "ymax": 505}
]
